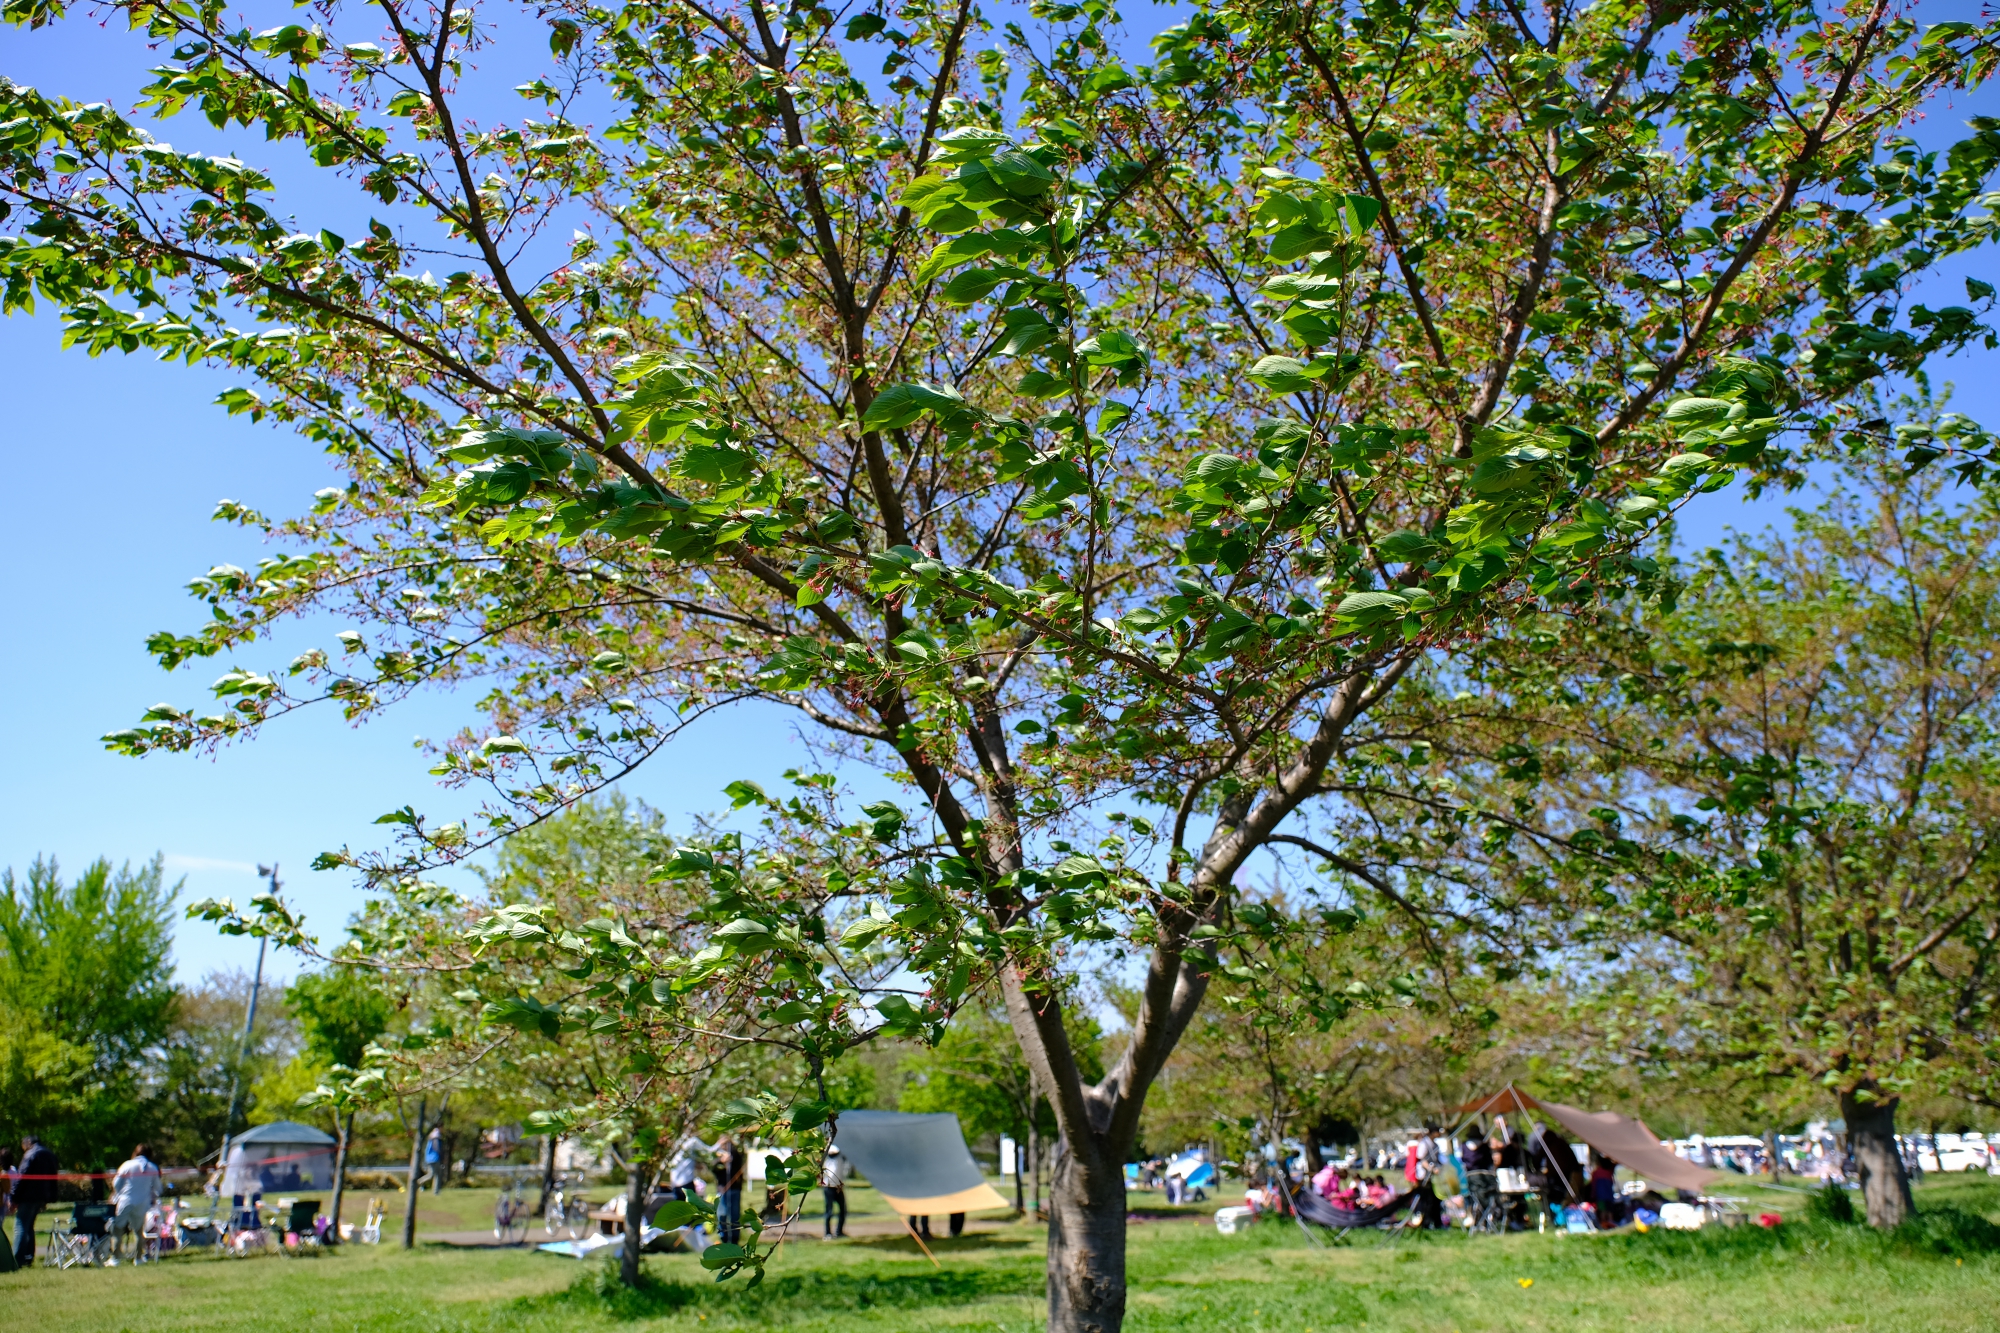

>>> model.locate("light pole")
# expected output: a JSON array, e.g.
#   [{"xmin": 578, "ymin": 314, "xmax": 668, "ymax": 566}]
[{"xmin": 216, "ymin": 863, "xmax": 276, "ymax": 1191}]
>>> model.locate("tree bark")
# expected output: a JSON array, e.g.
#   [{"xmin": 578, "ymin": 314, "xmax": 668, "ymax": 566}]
[
  {"xmin": 401, "ymin": 1096, "xmax": 427, "ymax": 1250},
  {"xmin": 434, "ymin": 1126, "xmax": 454, "ymax": 1194},
  {"xmin": 1046, "ymin": 1137, "xmax": 1128, "ymax": 1333},
  {"xmin": 536, "ymin": 1134, "xmax": 557, "ymax": 1218},
  {"xmin": 620, "ymin": 1154, "xmax": 647, "ymax": 1288},
  {"xmin": 328, "ymin": 1109, "xmax": 353, "ymax": 1244},
  {"xmin": 1028, "ymin": 1123, "xmax": 1041, "ymax": 1218},
  {"xmin": 1840, "ymin": 1082, "xmax": 1915, "ymax": 1227}
]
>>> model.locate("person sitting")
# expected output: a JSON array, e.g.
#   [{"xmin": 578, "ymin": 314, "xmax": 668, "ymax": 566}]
[
  {"xmin": 1361, "ymin": 1175, "xmax": 1394, "ymax": 1207},
  {"xmin": 1328, "ymin": 1173, "xmax": 1360, "ymax": 1210},
  {"xmin": 1311, "ymin": 1160, "xmax": 1340, "ymax": 1200}
]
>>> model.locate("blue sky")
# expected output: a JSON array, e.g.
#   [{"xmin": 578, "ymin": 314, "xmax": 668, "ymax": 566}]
[{"xmin": 3, "ymin": 4, "xmax": 1998, "ymax": 985}]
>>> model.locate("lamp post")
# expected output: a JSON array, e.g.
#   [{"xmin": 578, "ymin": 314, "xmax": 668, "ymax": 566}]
[{"xmin": 216, "ymin": 863, "xmax": 276, "ymax": 1186}]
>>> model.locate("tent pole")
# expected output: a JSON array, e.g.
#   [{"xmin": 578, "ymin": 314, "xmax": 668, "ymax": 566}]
[{"xmin": 902, "ymin": 1214, "xmax": 940, "ymax": 1269}]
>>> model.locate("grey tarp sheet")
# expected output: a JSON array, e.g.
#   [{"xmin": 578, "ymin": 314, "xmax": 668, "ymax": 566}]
[{"xmin": 829, "ymin": 1110, "xmax": 1008, "ymax": 1215}]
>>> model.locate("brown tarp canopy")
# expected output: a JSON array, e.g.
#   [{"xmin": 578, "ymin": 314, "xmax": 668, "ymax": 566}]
[{"xmin": 1450, "ymin": 1086, "xmax": 1722, "ymax": 1194}]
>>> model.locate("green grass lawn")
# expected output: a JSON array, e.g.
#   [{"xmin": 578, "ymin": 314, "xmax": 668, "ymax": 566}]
[{"xmin": 4, "ymin": 1175, "xmax": 1996, "ymax": 1332}]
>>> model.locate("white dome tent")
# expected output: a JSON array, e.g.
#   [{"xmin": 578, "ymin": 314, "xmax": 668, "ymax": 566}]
[{"xmin": 222, "ymin": 1120, "xmax": 337, "ymax": 1198}]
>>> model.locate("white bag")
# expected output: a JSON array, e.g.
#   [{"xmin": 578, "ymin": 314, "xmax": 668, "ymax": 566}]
[
  {"xmin": 1660, "ymin": 1202, "xmax": 1704, "ymax": 1231},
  {"xmin": 1213, "ymin": 1206, "xmax": 1256, "ymax": 1235}
]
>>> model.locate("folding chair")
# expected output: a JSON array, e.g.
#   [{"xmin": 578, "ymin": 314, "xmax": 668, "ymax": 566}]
[
  {"xmin": 359, "ymin": 1197, "xmax": 385, "ymax": 1244},
  {"xmin": 282, "ymin": 1200, "xmax": 323, "ymax": 1252},
  {"xmin": 51, "ymin": 1203, "xmax": 115, "ymax": 1268},
  {"xmin": 223, "ymin": 1195, "xmax": 270, "ymax": 1255}
]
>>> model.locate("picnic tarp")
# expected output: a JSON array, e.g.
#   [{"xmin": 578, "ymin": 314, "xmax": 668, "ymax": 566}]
[
  {"xmin": 830, "ymin": 1110, "xmax": 1009, "ymax": 1216},
  {"xmin": 1452, "ymin": 1087, "xmax": 1721, "ymax": 1194}
]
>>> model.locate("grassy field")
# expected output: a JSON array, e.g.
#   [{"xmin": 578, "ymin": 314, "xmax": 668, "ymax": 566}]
[{"xmin": 3, "ymin": 1174, "xmax": 1996, "ymax": 1333}]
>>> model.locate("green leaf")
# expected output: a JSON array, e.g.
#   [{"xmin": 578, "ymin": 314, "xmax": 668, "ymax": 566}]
[
  {"xmin": 700, "ymin": 1243, "xmax": 747, "ymax": 1269},
  {"xmin": 862, "ymin": 382, "xmax": 965, "ymax": 432},
  {"xmin": 986, "ymin": 148, "xmax": 1056, "ymax": 198},
  {"xmin": 651, "ymin": 1200, "xmax": 701, "ymax": 1229},
  {"xmin": 1341, "ymin": 193, "xmax": 1382, "ymax": 235},
  {"xmin": 1663, "ymin": 396, "xmax": 1734, "ymax": 427},
  {"xmin": 1335, "ymin": 591, "xmax": 1409, "ymax": 629},
  {"xmin": 916, "ymin": 233, "xmax": 997, "ymax": 282},
  {"xmin": 1246, "ymin": 354, "xmax": 1324, "ymax": 394},
  {"xmin": 940, "ymin": 266, "xmax": 1025, "ymax": 307}
]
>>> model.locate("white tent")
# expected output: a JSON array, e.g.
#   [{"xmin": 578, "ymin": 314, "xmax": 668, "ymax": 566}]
[{"xmin": 222, "ymin": 1120, "xmax": 337, "ymax": 1198}]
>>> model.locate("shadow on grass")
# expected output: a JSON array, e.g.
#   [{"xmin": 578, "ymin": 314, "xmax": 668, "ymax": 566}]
[
  {"xmin": 832, "ymin": 1232, "xmax": 1034, "ymax": 1256},
  {"xmin": 524, "ymin": 1262, "xmax": 1041, "ymax": 1322}
]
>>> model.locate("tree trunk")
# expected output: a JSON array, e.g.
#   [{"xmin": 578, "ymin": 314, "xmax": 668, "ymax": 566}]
[
  {"xmin": 402, "ymin": 1097, "xmax": 427, "ymax": 1250},
  {"xmin": 1840, "ymin": 1082, "xmax": 1914, "ymax": 1228},
  {"xmin": 1028, "ymin": 1124, "xmax": 1041, "ymax": 1218},
  {"xmin": 620, "ymin": 1155, "xmax": 647, "ymax": 1288},
  {"xmin": 1012, "ymin": 1135, "xmax": 1024, "ymax": 1214},
  {"xmin": 434, "ymin": 1127, "xmax": 454, "ymax": 1194},
  {"xmin": 328, "ymin": 1110, "xmax": 353, "ymax": 1245},
  {"xmin": 536, "ymin": 1135, "xmax": 557, "ymax": 1217},
  {"xmin": 1045, "ymin": 1137, "xmax": 1127, "ymax": 1333}
]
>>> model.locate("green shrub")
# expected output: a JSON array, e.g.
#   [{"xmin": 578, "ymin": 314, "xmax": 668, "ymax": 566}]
[
  {"xmin": 1891, "ymin": 1205, "xmax": 2000, "ymax": 1258},
  {"xmin": 1806, "ymin": 1183, "xmax": 1857, "ymax": 1224}
]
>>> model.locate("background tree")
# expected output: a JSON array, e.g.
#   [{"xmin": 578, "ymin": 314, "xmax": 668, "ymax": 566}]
[
  {"xmin": 1449, "ymin": 442, "xmax": 2000, "ymax": 1226},
  {"xmin": 9, "ymin": 0, "xmax": 2000, "ymax": 1325},
  {"xmin": 0, "ymin": 857, "xmax": 180, "ymax": 1162},
  {"xmin": 283, "ymin": 967, "xmax": 393, "ymax": 1240}
]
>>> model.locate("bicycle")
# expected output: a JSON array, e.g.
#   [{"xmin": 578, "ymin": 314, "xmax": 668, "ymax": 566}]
[
  {"xmin": 494, "ymin": 1180, "xmax": 527, "ymax": 1244},
  {"xmin": 544, "ymin": 1174, "xmax": 590, "ymax": 1239},
  {"xmin": 1463, "ymin": 1172, "xmax": 1507, "ymax": 1234}
]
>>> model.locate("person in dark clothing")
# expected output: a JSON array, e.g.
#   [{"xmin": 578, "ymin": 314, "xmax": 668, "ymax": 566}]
[
  {"xmin": 1590, "ymin": 1154, "xmax": 1620, "ymax": 1227},
  {"xmin": 948, "ymin": 1212, "xmax": 965, "ymax": 1237},
  {"xmin": 15, "ymin": 1136, "xmax": 59, "ymax": 1267},
  {"xmin": 712, "ymin": 1136, "xmax": 745, "ymax": 1245},
  {"xmin": 1462, "ymin": 1136, "xmax": 1498, "ymax": 1225}
]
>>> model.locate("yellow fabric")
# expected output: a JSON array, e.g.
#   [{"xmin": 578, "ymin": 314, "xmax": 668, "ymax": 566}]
[{"xmin": 878, "ymin": 1182, "xmax": 1010, "ymax": 1216}]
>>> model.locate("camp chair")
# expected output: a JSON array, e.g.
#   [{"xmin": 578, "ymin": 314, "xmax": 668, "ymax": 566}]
[
  {"xmin": 51, "ymin": 1202, "xmax": 115, "ymax": 1268},
  {"xmin": 223, "ymin": 1195, "xmax": 271, "ymax": 1255},
  {"xmin": 281, "ymin": 1200, "xmax": 323, "ymax": 1252}
]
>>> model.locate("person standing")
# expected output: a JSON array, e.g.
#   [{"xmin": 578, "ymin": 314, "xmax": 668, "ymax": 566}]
[
  {"xmin": 422, "ymin": 1126, "xmax": 444, "ymax": 1194},
  {"xmin": 713, "ymin": 1136, "xmax": 744, "ymax": 1245},
  {"xmin": 109, "ymin": 1144, "xmax": 162, "ymax": 1263},
  {"xmin": 820, "ymin": 1145, "xmax": 851, "ymax": 1239},
  {"xmin": 14, "ymin": 1136, "xmax": 59, "ymax": 1267},
  {"xmin": 1462, "ymin": 1135, "xmax": 1497, "ymax": 1227}
]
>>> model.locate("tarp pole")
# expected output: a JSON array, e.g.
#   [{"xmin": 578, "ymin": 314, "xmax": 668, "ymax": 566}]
[{"xmin": 902, "ymin": 1215, "xmax": 941, "ymax": 1269}]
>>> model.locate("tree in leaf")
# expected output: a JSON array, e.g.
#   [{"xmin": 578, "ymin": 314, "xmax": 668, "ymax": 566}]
[
  {"xmin": 8, "ymin": 0, "xmax": 2000, "ymax": 1322},
  {"xmin": 285, "ymin": 967, "xmax": 392, "ymax": 1240},
  {"xmin": 0, "ymin": 857, "xmax": 179, "ymax": 1163},
  {"xmin": 1445, "ymin": 433, "xmax": 2000, "ymax": 1227}
]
